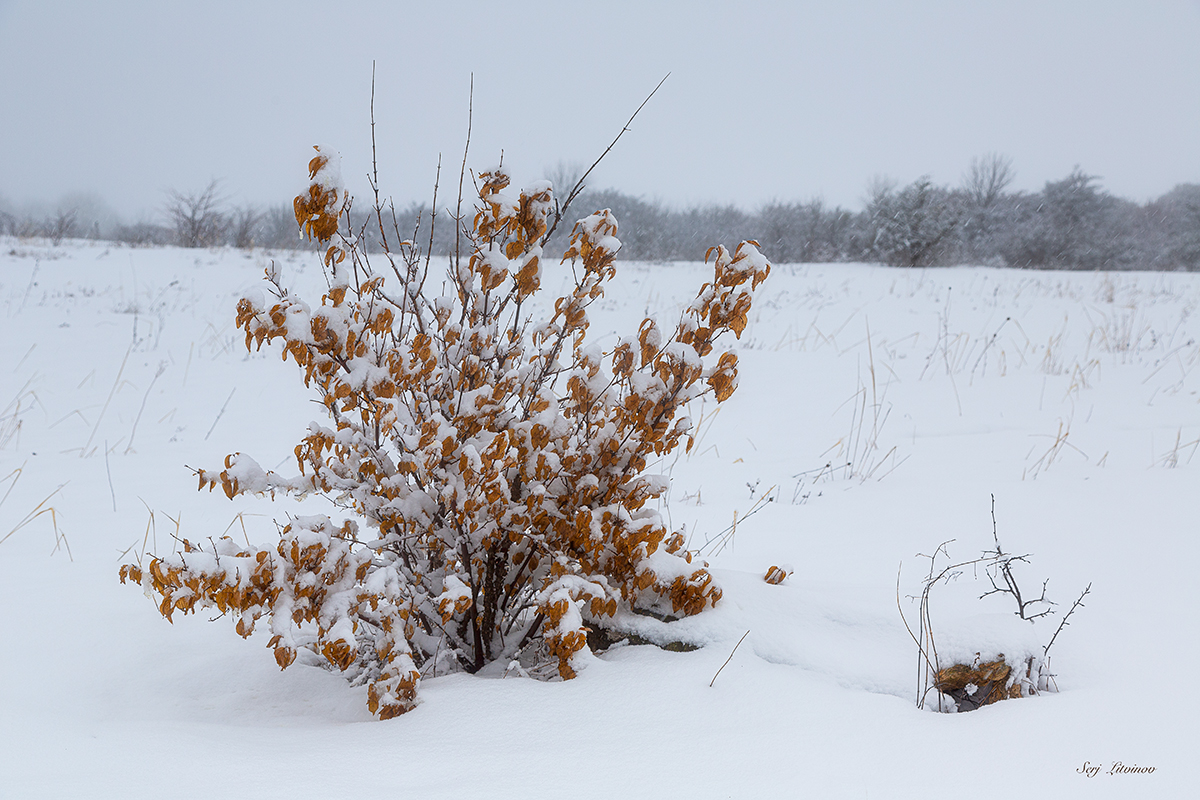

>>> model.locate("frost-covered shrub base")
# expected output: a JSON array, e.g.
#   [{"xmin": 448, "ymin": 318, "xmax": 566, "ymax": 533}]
[{"xmin": 121, "ymin": 146, "xmax": 770, "ymax": 718}]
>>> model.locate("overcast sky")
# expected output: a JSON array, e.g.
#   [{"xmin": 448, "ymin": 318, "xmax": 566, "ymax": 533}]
[{"xmin": 2, "ymin": 0, "xmax": 1198, "ymax": 220}]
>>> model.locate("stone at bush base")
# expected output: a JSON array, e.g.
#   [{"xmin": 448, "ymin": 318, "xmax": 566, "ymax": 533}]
[{"xmin": 934, "ymin": 658, "xmax": 1024, "ymax": 712}]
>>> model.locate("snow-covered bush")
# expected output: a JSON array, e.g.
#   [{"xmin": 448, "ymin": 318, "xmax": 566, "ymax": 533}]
[
  {"xmin": 120, "ymin": 146, "xmax": 771, "ymax": 718},
  {"xmin": 863, "ymin": 176, "xmax": 962, "ymax": 267}
]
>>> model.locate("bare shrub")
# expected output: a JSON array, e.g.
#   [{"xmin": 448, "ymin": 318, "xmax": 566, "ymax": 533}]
[
  {"xmin": 46, "ymin": 207, "xmax": 78, "ymax": 245},
  {"xmin": 898, "ymin": 496, "xmax": 1091, "ymax": 712},
  {"xmin": 113, "ymin": 222, "xmax": 172, "ymax": 247},
  {"xmin": 229, "ymin": 205, "xmax": 263, "ymax": 249},
  {"xmin": 256, "ymin": 204, "xmax": 310, "ymax": 250},
  {"xmin": 166, "ymin": 180, "xmax": 227, "ymax": 247}
]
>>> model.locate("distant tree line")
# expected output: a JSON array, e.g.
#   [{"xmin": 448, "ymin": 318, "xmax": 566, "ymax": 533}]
[
  {"xmin": 2, "ymin": 157, "xmax": 1198, "ymax": 270},
  {"xmin": 0, "ymin": 181, "xmax": 312, "ymax": 251},
  {"xmin": 350, "ymin": 155, "xmax": 1200, "ymax": 271}
]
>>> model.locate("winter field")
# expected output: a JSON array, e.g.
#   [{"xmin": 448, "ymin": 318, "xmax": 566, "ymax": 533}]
[{"xmin": 2, "ymin": 236, "xmax": 1197, "ymax": 798}]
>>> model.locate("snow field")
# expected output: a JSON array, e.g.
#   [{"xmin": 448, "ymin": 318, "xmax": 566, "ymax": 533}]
[{"xmin": 2, "ymin": 238, "xmax": 1196, "ymax": 797}]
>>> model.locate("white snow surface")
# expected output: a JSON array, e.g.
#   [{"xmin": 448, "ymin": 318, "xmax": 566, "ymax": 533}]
[{"xmin": 1, "ymin": 237, "xmax": 1196, "ymax": 797}]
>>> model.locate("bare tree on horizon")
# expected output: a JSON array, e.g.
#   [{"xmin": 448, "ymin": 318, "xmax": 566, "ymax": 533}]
[{"xmin": 165, "ymin": 180, "xmax": 227, "ymax": 248}]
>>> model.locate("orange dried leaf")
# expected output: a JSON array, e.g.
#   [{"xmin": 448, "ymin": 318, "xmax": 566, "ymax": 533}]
[{"xmin": 763, "ymin": 565, "xmax": 791, "ymax": 585}]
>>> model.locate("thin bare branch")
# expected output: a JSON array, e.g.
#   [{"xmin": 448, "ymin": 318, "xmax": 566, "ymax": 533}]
[
  {"xmin": 454, "ymin": 74, "xmax": 473, "ymax": 274},
  {"xmin": 1044, "ymin": 583, "xmax": 1091, "ymax": 658},
  {"xmin": 709, "ymin": 630, "xmax": 750, "ymax": 687},
  {"xmin": 542, "ymin": 73, "xmax": 670, "ymax": 245}
]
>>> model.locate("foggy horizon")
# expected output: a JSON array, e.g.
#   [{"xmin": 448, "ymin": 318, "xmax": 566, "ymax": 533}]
[{"xmin": 3, "ymin": 0, "xmax": 1199, "ymax": 221}]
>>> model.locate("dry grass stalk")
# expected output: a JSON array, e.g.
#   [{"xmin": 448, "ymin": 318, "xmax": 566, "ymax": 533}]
[
  {"xmin": 1023, "ymin": 418, "xmax": 1087, "ymax": 480},
  {"xmin": 0, "ymin": 468, "xmax": 71, "ymax": 559}
]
